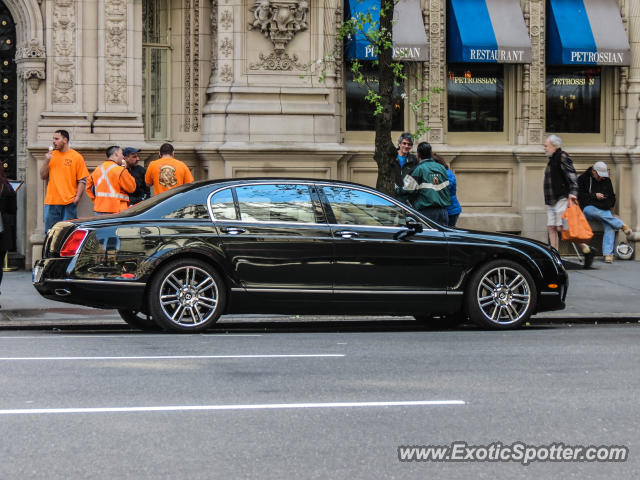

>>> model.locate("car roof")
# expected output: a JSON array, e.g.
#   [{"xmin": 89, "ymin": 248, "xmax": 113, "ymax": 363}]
[
  {"xmin": 178, "ymin": 177, "xmax": 375, "ymax": 193},
  {"xmin": 195, "ymin": 177, "xmax": 370, "ymax": 187}
]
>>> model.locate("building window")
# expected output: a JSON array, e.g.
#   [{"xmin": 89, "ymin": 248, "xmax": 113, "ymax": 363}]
[
  {"xmin": 447, "ymin": 64, "xmax": 504, "ymax": 132},
  {"xmin": 546, "ymin": 67, "xmax": 601, "ymax": 134},
  {"xmin": 143, "ymin": 0, "xmax": 170, "ymax": 140},
  {"xmin": 345, "ymin": 61, "xmax": 405, "ymax": 131}
]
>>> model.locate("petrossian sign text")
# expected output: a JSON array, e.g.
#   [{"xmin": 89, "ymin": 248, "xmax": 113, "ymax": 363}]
[
  {"xmin": 552, "ymin": 77, "xmax": 596, "ymax": 86},
  {"xmin": 570, "ymin": 51, "xmax": 625, "ymax": 64},
  {"xmin": 365, "ymin": 45, "xmax": 424, "ymax": 59},
  {"xmin": 451, "ymin": 77, "xmax": 497, "ymax": 84}
]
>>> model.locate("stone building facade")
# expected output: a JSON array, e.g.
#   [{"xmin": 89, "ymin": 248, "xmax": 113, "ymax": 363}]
[{"xmin": 1, "ymin": 0, "xmax": 639, "ymax": 267}]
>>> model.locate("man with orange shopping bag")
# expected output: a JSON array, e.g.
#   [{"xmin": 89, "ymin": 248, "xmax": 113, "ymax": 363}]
[{"xmin": 543, "ymin": 135, "xmax": 595, "ymax": 267}]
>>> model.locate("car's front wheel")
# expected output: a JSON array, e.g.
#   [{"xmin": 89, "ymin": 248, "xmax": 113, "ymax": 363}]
[
  {"xmin": 149, "ymin": 259, "xmax": 226, "ymax": 333},
  {"xmin": 117, "ymin": 309, "xmax": 161, "ymax": 331},
  {"xmin": 466, "ymin": 260, "xmax": 536, "ymax": 329}
]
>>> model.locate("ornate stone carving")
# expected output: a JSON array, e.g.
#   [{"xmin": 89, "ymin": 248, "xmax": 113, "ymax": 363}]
[
  {"xmin": 53, "ymin": 61, "xmax": 74, "ymax": 103},
  {"xmin": 220, "ymin": 37, "xmax": 232, "ymax": 57},
  {"xmin": 220, "ymin": 9, "xmax": 233, "ymax": 30},
  {"xmin": 193, "ymin": 0, "xmax": 200, "ymax": 132},
  {"xmin": 209, "ymin": 1, "xmax": 218, "ymax": 86},
  {"xmin": 105, "ymin": 60, "xmax": 126, "ymax": 104},
  {"xmin": 425, "ymin": 1, "xmax": 445, "ymax": 142},
  {"xmin": 19, "ymin": 68, "xmax": 46, "ymax": 92},
  {"xmin": 249, "ymin": 51, "xmax": 305, "ymax": 71},
  {"xmin": 15, "ymin": 40, "xmax": 46, "ymax": 59},
  {"xmin": 248, "ymin": 0, "xmax": 309, "ymax": 53},
  {"xmin": 52, "ymin": 0, "xmax": 77, "ymax": 103},
  {"xmin": 527, "ymin": 0, "xmax": 545, "ymax": 145},
  {"xmin": 333, "ymin": 3, "xmax": 343, "ymax": 100},
  {"xmin": 15, "ymin": 40, "xmax": 46, "ymax": 92},
  {"xmin": 104, "ymin": 0, "xmax": 127, "ymax": 104},
  {"xmin": 220, "ymin": 64, "xmax": 232, "ymax": 82},
  {"xmin": 185, "ymin": 0, "xmax": 192, "ymax": 130},
  {"xmin": 183, "ymin": 0, "xmax": 201, "ymax": 131}
]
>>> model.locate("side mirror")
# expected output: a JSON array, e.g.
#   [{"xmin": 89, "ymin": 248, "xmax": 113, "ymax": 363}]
[
  {"xmin": 394, "ymin": 217, "xmax": 423, "ymax": 241},
  {"xmin": 406, "ymin": 217, "xmax": 423, "ymax": 233}
]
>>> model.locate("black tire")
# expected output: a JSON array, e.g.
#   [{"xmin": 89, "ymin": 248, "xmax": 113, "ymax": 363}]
[
  {"xmin": 148, "ymin": 258, "xmax": 226, "ymax": 333},
  {"xmin": 414, "ymin": 313, "xmax": 466, "ymax": 329},
  {"xmin": 117, "ymin": 309, "xmax": 161, "ymax": 331},
  {"xmin": 465, "ymin": 260, "xmax": 537, "ymax": 330}
]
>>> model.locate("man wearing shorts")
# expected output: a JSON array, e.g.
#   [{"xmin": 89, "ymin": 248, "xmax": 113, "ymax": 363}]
[{"xmin": 543, "ymin": 134, "xmax": 594, "ymax": 266}]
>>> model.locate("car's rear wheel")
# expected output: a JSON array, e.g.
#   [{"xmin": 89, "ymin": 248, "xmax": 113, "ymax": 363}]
[
  {"xmin": 117, "ymin": 309, "xmax": 161, "ymax": 331},
  {"xmin": 149, "ymin": 259, "xmax": 226, "ymax": 333},
  {"xmin": 466, "ymin": 260, "xmax": 536, "ymax": 329}
]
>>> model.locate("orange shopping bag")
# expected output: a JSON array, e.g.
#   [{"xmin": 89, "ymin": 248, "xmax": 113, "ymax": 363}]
[{"xmin": 561, "ymin": 199, "xmax": 593, "ymax": 242}]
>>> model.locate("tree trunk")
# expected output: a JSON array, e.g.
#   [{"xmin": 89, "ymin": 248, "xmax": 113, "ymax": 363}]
[{"xmin": 373, "ymin": 0, "xmax": 400, "ymax": 195}]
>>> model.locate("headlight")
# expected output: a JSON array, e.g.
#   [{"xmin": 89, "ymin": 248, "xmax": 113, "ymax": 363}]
[{"xmin": 549, "ymin": 247, "xmax": 563, "ymax": 268}]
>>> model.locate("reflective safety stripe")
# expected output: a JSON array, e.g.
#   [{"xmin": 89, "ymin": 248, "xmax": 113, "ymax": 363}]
[
  {"xmin": 95, "ymin": 163, "xmax": 129, "ymax": 200},
  {"xmin": 403, "ymin": 175, "xmax": 450, "ymax": 192},
  {"xmin": 96, "ymin": 191, "xmax": 130, "ymax": 200}
]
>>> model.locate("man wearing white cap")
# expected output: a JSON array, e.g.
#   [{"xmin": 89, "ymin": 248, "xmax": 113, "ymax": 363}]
[{"xmin": 578, "ymin": 161, "xmax": 632, "ymax": 263}]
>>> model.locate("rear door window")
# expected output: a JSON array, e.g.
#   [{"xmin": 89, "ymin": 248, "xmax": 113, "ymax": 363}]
[
  {"xmin": 234, "ymin": 184, "xmax": 316, "ymax": 223},
  {"xmin": 210, "ymin": 188, "xmax": 237, "ymax": 220}
]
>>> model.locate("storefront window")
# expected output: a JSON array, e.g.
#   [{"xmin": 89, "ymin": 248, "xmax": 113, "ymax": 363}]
[
  {"xmin": 546, "ymin": 67, "xmax": 601, "ymax": 134},
  {"xmin": 345, "ymin": 61, "xmax": 404, "ymax": 131},
  {"xmin": 447, "ymin": 64, "xmax": 504, "ymax": 132}
]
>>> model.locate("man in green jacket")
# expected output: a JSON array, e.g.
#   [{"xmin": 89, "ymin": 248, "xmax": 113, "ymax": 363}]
[{"xmin": 399, "ymin": 142, "xmax": 451, "ymax": 225}]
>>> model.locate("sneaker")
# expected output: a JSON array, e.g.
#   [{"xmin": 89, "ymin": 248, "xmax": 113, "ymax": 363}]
[
  {"xmin": 604, "ymin": 254, "xmax": 613, "ymax": 263},
  {"xmin": 622, "ymin": 224, "xmax": 632, "ymax": 236}
]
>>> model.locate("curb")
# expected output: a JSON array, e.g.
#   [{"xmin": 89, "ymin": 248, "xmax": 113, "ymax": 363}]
[{"xmin": 1, "ymin": 310, "xmax": 639, "ymax": 329}]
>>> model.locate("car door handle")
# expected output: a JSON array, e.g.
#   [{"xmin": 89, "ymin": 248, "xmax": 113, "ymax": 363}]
[
  {"xmin": 335, "ymin": 230, "xmax": 358, "ymax": 239},
  {"xmin": 220, "ymin": 226, "xmax": 246, "ymax": 235}
]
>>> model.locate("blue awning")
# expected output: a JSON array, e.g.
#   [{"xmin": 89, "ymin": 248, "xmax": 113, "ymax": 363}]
[
  {"xmin": 447, "ymin": 0, "xmax": 532, "ymax": 63},
  {"xmin": 547, "ymin": 0, "xmax": 630, "ymax": 66},
  {"xmin": 344, "ymin": 0, "xmax": 429, "ymax": 62}
]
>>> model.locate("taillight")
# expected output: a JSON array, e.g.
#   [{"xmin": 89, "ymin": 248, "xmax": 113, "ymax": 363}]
[{"xmin": 60, "ymin": 229, "xmax": 88, "ymax": 257}]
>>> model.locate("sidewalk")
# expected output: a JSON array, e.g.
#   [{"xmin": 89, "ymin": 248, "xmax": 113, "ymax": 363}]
[{"xmin": 1, "ymin": 258, "xmax": 639, "ymax": 327}]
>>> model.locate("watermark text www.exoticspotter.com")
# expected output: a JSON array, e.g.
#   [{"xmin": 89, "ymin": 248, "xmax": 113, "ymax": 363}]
[{"xmin": 398, "ymin": 442, "xmax": 628, "ymax": 466}]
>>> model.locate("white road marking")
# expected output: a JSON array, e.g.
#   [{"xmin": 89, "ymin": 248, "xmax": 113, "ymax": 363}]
[
  {"xmin": 0, "ymin": 354, "xmax": 344, "ymax": 361},
  {"xmin": 0, "ymin": 400, "xmax": 466, "ymax": 416}
]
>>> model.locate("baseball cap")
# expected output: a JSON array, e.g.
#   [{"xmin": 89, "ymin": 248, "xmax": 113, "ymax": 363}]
[
  {"xmin": 593, "ymin": 161, "xmax": 609, "ymax": 178},
  {"xmin": 123, "ymin": 147, "xmax": 141, "ymax": 157}
]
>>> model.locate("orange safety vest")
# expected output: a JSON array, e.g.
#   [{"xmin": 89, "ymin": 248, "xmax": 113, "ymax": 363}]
[{"xmin": 86, "ymin": 161, "xmax": 136, "ymax": 213}]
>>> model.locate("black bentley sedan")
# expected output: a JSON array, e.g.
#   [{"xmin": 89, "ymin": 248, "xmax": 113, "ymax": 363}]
[{"xmin": 33, "ymin": 178, "xmax": 567, "ymax": 332}]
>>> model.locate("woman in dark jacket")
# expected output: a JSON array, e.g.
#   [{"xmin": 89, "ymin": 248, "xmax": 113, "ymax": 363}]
[{"xmin": 0, "ymin": 164, "xmax": 17, "ymax": 299}]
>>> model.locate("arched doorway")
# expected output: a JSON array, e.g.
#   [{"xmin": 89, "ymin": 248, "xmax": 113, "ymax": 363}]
[{"xmin": 0, "ymin": 2, "xmax": 16, "ymax": 180}]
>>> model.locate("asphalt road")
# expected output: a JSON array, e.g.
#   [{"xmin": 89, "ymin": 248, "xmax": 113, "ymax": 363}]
[{"xmin": 0, "ymin": 323, "xmax": 638, "ymax": 479}]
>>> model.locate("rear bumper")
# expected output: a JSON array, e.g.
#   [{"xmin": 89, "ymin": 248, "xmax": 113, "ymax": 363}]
[{"xmin": 33, "ymin": 259, "xmax": 147, "ymax": 310}]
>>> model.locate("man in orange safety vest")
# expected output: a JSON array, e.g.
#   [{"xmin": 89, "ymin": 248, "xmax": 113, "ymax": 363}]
[{"xmin": 86, "ymin": 145, "xmax": 137, "ymax": 215}]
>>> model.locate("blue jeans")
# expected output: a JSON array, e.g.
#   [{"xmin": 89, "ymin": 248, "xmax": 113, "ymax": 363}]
[
  {"xmin": 44, "ymin": 203, "xmax": 78, "ymax": 234},
  {"xmin": 419, "ymin": 206, "xmax": 449, "ymax": 226},
  {"xmin": 582, "ymin": 205, "xmax": 623, "ymax": 255}
]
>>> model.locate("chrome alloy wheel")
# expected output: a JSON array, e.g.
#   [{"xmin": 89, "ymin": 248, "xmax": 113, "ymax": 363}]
[
  {"xmin": 158, "ymin": 265, "xmax": 219, "ymax": 327},
  {"xmin": 476, "ymin": 266, "xmax": 531, "ymax": 325}
]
